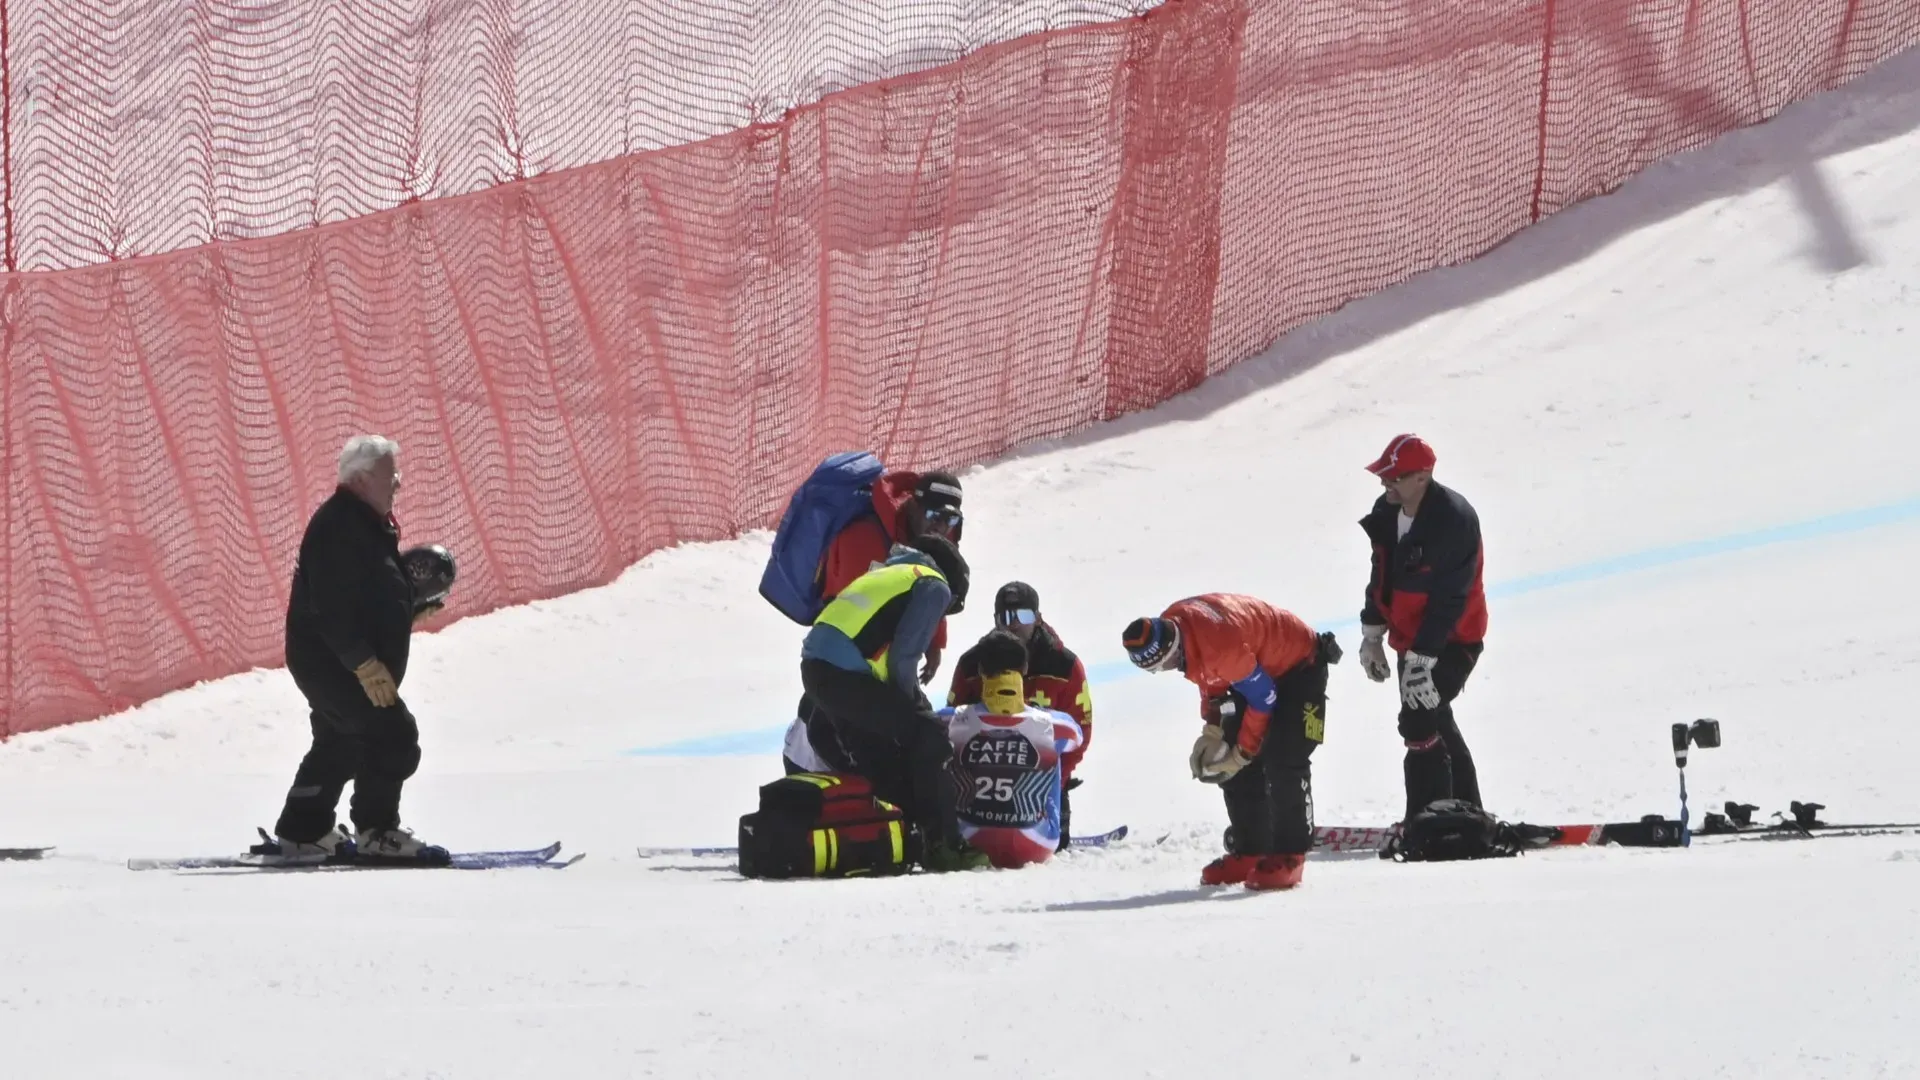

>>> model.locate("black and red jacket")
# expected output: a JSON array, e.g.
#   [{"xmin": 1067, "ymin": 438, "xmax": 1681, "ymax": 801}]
[
  {"xmin": 947, "ymin": 621, "xmax": 1092, "ymax": 776},
  {"xmin": 1360, "ymin": 480, "xmax": 1487, "ymax": 655}
]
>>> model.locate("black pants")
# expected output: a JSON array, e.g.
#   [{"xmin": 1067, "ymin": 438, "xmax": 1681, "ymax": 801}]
[
  {"xmin": 1221, "ymin": 661, "xmax": 1327, "ymax": 857},
  {"xmin": 800, "ymin": 659, "xmax": 961, "ymax": 849},
  {"xmin": 1397, "ymin": 642, "xmax": 1483, "ymax": 820},
  {"xmin": 274, "ymin": 672, "xmax": 422, "ymax": 842},
  {"xmin": 1058, "ymin": 780, "xmax": 1075, "ymax": 849}
]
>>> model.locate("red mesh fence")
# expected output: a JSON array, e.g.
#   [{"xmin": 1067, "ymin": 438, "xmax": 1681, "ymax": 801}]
[{"xmin": 3, "ymin": 0, "xmax": 1915, "ymax": 736}]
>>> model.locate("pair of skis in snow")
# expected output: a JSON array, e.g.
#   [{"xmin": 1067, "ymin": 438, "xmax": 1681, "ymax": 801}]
[
  {"xmin": 636, "ymin": 808, "xmax": 1920, "ymax": 863},
  {"xmin": 125, "ymin": 828, "xmax": 583, "ymax": 872},
  {"xmin": 44, "ymin": 796, "xmax": 1920, "ymax": 874}
]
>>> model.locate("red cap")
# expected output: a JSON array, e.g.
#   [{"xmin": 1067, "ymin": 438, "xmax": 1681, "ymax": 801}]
[{"xmin": 1366, "ymin": 434, "xmax": 1436, "ymax": 479}]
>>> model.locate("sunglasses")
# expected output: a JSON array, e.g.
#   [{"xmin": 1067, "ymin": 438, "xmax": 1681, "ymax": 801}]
[
  {"xmin": 922, "ymin": 507, "xmax": 963, "ymax": 530},
  {"xmin": 996, "ymin": 608, "xmax": 1038, "ymax": 627}
]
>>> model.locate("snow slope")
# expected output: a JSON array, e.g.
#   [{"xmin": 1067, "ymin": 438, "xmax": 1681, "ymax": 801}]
[{"xmin": 5, "ymin": 46, "xmax": 1920, "ymax": 1080}]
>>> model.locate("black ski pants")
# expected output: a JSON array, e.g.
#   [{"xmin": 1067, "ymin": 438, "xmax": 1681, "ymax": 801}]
[
  {"xmin": 274, "ymin": 672, "xmax": 421, "ymax": 842},
  {"xmin": 1397, "ymin": 642, "xmax": 1484, "ymax": 820},
  {"xmin": 799, "ymin": 659, "xmax": 961, "ymax": 848},
  {"xmin": 1221, "ymin": 660, "xmax": 1327, "ymax": 857}
]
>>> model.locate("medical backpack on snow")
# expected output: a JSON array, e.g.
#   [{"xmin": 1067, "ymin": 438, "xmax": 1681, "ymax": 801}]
[{"xmin": 737, "ymin": 773, "xmax": 919, "ymax": 879}]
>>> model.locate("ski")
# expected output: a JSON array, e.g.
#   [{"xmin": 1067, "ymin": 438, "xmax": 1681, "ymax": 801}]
[
  {"xmin": 637, "ymin": 824, "xmax": 1130, "ymax": 859},
  {"xmin": 1, "ymin": 847, "xmax": 54, "ymax": 861},
  {"xmin": 1062, "ymin": 825, "xmax": 1128, "ymax": 849},
  {"xmin": 1310, "ymin": 820, "xmax": 1685, "ymax": 852},
  {"xmin": 1692, "ymin": 822, "xmax": 1920, "ymax": 844},
  {"xmin": 1676, "ymin": 801, "xmax": 1920, "ymax": 845},
  {"xmin": 1312, "ymin": 826, "xmax": 1398, "ymax": 853},
  {"xmin": 129, "ymin": 841, "xmax": 576, "ymax": 872}
]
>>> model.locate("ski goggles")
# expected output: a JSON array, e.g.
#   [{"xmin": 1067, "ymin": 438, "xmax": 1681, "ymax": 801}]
[
  {"xmin": 922, "ymin": 507, "xmax": 963, "ymax": 532},
  {"xmin": 996, "ymin": 608, "xmax": 1038, "ymax": 628}
]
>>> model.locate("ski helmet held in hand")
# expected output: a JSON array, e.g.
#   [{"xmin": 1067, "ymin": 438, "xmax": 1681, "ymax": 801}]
[
  {"xmin": 401, "ymin": 544, "xmax": 457, "ymax": 607},
  {"xmin": 908, "ymin": 534, "xmax": 969, "ymax": 614}
]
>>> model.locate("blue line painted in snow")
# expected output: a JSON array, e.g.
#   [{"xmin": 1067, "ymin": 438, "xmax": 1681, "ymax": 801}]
[{"xmin": 623, "ymin": 495, "xmax": 1920, "ymax": 758}]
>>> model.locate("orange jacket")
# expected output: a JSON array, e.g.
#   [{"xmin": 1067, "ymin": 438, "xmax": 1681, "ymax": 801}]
[{"xmin": 1162, "ymin": 593, "xmax": 1319, "ymax": 756}]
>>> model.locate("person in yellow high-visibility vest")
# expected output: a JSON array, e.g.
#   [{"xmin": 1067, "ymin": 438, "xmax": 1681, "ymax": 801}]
[{"xmin": 797, "ymin": 534, "xmax": 989, "ymax": 872}]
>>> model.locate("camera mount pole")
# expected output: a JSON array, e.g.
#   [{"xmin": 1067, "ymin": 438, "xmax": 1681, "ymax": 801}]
[{"xmin": 1670, "ymin": 722, "xmax": 1693, "ymax": 848}]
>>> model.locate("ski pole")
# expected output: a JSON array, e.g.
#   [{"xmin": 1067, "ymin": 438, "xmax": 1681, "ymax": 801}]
[{"xmin": 1671, "ymin": 722, "xmax": 1692, "ymax": 847}]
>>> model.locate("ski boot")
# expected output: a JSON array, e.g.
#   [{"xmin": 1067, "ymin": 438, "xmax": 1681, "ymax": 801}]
[
  {"xmin": 255, "ymin": 827, "xmax": 353, "ymax": 862},
  {"xmin": 1200, "ymin": 853, "xmax": 1258, "ymax": 886},
  {"xmin": 920, "ymin": 839, "xmax": 992, "ymax": 873},
  {"xmin": 1245, "ymin": 853, "xmax": 1305, "ymax": 891},
  {"xmin": 354, "ymin": 826, "xmax": 451, "ymax": 864}
]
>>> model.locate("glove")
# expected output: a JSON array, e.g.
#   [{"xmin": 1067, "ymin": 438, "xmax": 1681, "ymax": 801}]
[
  {"xmin": 1359, "ymin": 624, "xmax": 1391, "ymax": 683},
  {"xmin": 919, "ymin": 643, "xmax": 943, "ymax": 686},
  {"xmin": 1199, "ymin": 744, "xmax": 1254, "ymax": 785},
  {"xmin": 1316, "ymin": 631, "xmax": 1343, "ymax": 665},
  {"xmin": 1189, "ymin": 724, "xmax": 1253, "ymax": 784},
  {"xmin": 1189, "ymin": 724, "xmax": 1227, "ymax": 780},
  {"xmin": 1400, "ymin": 651, "xmax": 1441, "ymax": 710},
  {"xmin": 353, "ymin": 657, "xmax": 398, "ymax": 708},
  {"xmin": 412, "ymin": 602, "xmax": 444, "ymax": 626}
]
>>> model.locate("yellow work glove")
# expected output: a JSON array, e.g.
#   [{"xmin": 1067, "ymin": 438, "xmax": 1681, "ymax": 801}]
[{"xmin": 353, "ymin": 657, "xmax": 398, "ymax": 708}]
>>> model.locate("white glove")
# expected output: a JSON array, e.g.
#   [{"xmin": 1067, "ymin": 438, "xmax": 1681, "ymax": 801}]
[
  {"xmin": 1400, "ymin": 652, "xmax": 1441, "ymax": 710},
  {"xmin": 1189, "ymin": 724, "xmax": 1227, "ymax": 780},
  {"xmin": 1198, "ymin": 745, "xmax": 1253, "ymax": 785},
  {"xmin": 1359, "ymin": 624, "xmax": 1391, "ymax": 683},
  {"xmin": 1189, "ymin": 723, "xmax": 1253, "ymax": 784}
]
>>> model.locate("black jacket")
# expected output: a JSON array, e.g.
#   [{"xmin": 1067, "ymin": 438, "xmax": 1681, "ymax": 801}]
[
  {"xmin": 950, "ymin": 621, "xmax": 1082, "ymax": 689},
  {"xmin": 285, "ymin": 488, "xmax": 416, "ymax": 692},
  {"xmin": 1359, "ymin": 480, "xmax": 1488, "ymax": 655}
]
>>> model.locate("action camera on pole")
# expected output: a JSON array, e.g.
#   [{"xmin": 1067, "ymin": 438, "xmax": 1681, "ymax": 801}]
[
  {"xmin": 1669, "ymin": 718, "xmax": 1721, "ymax": 844},
  {"xmin": 1670, "ymin": 718, "xmax": 1721, "ymax": 767}
]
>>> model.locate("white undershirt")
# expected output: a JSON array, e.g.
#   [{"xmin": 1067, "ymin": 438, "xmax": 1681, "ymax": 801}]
[{"xmin": 1397, "ymin": 509, "xmax": 1416, "ymax": 541}]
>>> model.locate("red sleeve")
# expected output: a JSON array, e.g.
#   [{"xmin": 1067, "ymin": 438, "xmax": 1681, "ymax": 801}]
[
  {"xmin": 947, "ymin": 668, "xmax": 982, "ymax": 708},
  {"xmin": 822, "ymin": 517, "xmax": 891, "ymax": 599},
  {"xmin": 932, "ymin": 618, "xmax": 947, "ymax": 650},
  {"xmin": 1058, "ymin": 658, "xmax": 1092, "ymax": 773},
  {"xmin": 1236, "ymin": 707, "xmax": 1271, "ymax": 758},
  {"xmin": 1176, "ymin": 603, "xmax": 1269, "ymax": 755}
]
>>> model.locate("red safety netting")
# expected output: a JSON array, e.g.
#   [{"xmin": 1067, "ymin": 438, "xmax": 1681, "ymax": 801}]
[{"xmin": 3, "ymin": 0, "xmax": 1915, "ymax": 735}]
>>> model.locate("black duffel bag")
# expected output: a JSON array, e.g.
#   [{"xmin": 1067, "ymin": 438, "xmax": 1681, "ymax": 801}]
[{"xmin": 739, "ymin": 773, "xmax": 920, "ymax": 880}]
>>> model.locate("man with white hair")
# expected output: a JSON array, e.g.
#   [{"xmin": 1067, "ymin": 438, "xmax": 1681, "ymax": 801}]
[{"xmin": 271, "ymin": 435, "xmax": 444, "ymax": 862}]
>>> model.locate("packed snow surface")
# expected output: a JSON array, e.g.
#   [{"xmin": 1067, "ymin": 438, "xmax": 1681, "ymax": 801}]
[{"xmin": 4, "ymin": 46, "xmax": 1920, "ymax": 1080}]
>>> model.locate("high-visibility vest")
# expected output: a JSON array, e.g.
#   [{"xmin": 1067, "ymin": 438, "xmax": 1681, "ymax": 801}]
[{"xmin": 814, "ymin": 562, "xmax": 945, "ymax": 683}]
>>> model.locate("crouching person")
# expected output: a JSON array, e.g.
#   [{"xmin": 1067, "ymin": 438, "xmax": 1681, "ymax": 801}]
[
  {"xmin": 797, "ymin": 535, "xmax": 990, "ymax": 873},
  {"xmin": 939, "ymin": 630, "xmax": 1084, "ymax": 869},
  {"xmin": 1123, "ymin": 594, "xmax": 1341, "ymax": 891}
]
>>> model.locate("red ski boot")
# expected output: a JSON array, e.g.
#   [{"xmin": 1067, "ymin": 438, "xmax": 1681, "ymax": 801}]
[
  {"xmin": 1246, "ymin": 853, "xmax": 1306, "ymax": 891},
  {"xmin": 1200, "ymin": 854, "xmax": 1258, "ymax": 886}
]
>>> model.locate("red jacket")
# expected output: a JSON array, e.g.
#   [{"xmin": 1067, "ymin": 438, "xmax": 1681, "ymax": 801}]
[
  {"xmin": 1360, "ymin": 480, "xmax": 1486, "ymax": 655},
  {"xmin": 822, "ymin": 470, "xmax": 947, "ymax": 651},
  {"xmin": 947, "ymin": 621, "xmax": 1092, "ymax": 775},
  {"xmin": 1162, "ymin": 593, "xmax": 1319, "ymax": 756}
]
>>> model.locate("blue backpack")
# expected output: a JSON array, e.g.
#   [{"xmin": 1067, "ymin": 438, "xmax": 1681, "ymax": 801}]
[{"xmin": 759, "ymin": 451, "xmax": 887, "ymax": 625}]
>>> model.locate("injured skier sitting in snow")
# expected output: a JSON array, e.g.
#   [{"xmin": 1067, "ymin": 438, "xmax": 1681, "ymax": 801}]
[
  {"xmin": 936, "ymin": 630, "xmax": 1084, "ymax": 868},
  {"xmin": 784, "ymin": 627, "xmax": 1083, "ymax": 870}
]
